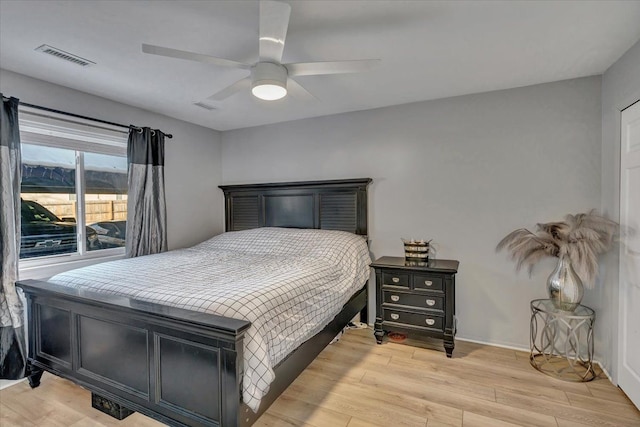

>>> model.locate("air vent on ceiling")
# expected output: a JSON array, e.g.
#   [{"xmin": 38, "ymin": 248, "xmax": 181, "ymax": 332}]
[
  {"xmin": 193, "ymin": 101, "xmax": 217, "ymax": 111},
  {"xmin": 35, "ymin": 44, "xmax": 96, "ymax": 67}
]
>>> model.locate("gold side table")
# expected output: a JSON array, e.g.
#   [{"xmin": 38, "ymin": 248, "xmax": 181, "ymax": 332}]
[{"xmin": 530, "ymin": 299, "xmax": 596, "ymax": 382}]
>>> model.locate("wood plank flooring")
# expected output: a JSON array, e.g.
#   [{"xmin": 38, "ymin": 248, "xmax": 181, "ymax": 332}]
[{"xmin": 1, "ymin": 328, "xmax": 638, "ymax": 426}]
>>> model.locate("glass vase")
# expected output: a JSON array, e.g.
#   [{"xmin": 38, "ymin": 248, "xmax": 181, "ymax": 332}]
[{"xmin": 547, "ymin": 255, "xmax": 584, "ymax": 311}]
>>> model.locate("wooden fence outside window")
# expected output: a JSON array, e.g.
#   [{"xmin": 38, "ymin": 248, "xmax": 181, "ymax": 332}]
[{"xmin": 45, "ymin": 200, "xmax": 127, "ymax": 223}]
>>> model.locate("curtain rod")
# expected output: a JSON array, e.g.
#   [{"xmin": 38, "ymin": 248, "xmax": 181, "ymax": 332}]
[{"xmin": 5, "ymin": 98, "xmax": 173, "ymax": 139}]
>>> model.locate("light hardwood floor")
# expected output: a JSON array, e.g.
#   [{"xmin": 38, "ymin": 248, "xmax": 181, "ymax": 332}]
[{"xmin": 1, "ymin": 328, "xmax": 638, "ymax": 426}]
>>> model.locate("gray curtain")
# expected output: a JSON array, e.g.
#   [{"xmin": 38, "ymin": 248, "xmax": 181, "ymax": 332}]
[
  {"xmin": 125, "ymin": 127, "xmax": 167, "ymax": 257},
  {"xmin": 0, "ymin": 95, "xmax": 26, "ymax": 379}
]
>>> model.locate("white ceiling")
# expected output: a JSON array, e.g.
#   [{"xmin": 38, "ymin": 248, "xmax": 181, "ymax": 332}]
[{"xmin": 1, "ymin": 1, "xmax": 639, "ymax": 131}]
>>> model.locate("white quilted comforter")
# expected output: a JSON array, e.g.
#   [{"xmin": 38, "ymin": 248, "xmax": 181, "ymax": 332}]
[{"xmin": 49, "ymin": 227, "xmax": 371, "ymax": 412}]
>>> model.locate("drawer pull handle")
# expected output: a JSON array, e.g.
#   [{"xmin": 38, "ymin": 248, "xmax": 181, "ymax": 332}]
[
  {"xmin": 392, "ymin": 277, "xmax": 400, "ymax": 283},
  {"xmin": 390, "ymin": 313, "xmax": 400, "ymax": 320},
  {"xmin": 426, "ymin": 299, "xmax": 436, "ymax": 306},
  {"xmin": 425, "ymin": 318, "xmax": 435, "ymax": 326},
  {"xmin": 390, "ymin": 295, "xmax": 400, "ymax": 302},
  {"xmin": 424, "ymin": 280, "xmax": 433, "ymax": 287}
]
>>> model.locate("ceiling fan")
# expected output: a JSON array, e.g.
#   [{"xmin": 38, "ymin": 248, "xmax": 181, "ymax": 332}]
[{"xmin": 142, "ymin": 1, "xmax": 380, "ymax": 102}]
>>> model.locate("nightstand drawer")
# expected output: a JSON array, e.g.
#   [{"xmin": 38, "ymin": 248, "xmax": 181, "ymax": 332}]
[
  {"xmin": 382, "ymin": 271, "xmax": 410, "ymax": 287},
  {"xmin": 383, "ymin": 291, "xmax": 444, "ymax": 312},
  {"xmin": 383, "ymin": 309, "xmax": 444, "ymax": 331},
  {"xmin": 413, "ymin": 274, "xmax": 444, "ymax": 291}
]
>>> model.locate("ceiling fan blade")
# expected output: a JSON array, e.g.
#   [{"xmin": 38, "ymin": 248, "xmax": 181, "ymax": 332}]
[
  {"xmin": 287, "ymin": 78, "xmax": 317, "ymax": 101},
  {"xmin": 286, "ymin": 59, "xmax": 380, "ymax": 77},
  {"xmin": 259, "ymin": 1, "xmax": 291, "ymax": 63},
  {"xmin": 142, "ymin": 44, "xmax": 250, "ymax": 70},
  {"xmin": 206, "ymin": 77, "xmax": 252, "ymax": 101}
]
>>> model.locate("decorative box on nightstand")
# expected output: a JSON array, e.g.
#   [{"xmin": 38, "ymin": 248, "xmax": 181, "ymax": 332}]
[{"xmin": 371, "ymin": 256, "xmax": 459, "ymax": 357}]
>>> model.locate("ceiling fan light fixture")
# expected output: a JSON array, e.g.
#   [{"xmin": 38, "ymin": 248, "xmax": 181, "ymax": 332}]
[
  {"xmin": 252, "ymin": 83, "xmax": 287, "ymax": 101},
  {"xmin": 251, "ymin": 62, "xmax": 288, "ymax": 101}
]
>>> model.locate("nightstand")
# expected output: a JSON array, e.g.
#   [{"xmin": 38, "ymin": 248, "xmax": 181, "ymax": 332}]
[{"xmin": 371, "ymin": 256, "xmax": 459, "ymax": 357}]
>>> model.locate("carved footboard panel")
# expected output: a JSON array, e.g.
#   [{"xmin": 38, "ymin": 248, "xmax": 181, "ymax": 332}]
[{"xmin": 19, "ymin": 280, "xmax": 251, "ymax": 427}]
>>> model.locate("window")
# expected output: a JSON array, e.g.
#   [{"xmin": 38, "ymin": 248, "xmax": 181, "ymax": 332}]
[{"xmin": 19, "ymin": 108, "xmax": 128, "ymax": 262}]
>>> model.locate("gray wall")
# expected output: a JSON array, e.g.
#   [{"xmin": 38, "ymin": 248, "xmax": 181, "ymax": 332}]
[
  {"xmin": 222, "ymin": 76, "xmax": 603, "ymax": 349},
  {"xmin": 1, "ymin": 65, "xmax": 616, "ymax": 355},
  {"xmin": 0, "ymin": 69, "xmax": 224, "ymax": 252},
  {"xmin": 598, "ymin": 40, "xmax": 640, "ymax": 379}
]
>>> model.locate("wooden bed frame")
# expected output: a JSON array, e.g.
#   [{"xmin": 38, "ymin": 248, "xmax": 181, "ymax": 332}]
[{"xmin": 17, "ymin": 178, "xmax": 372, "ymax": 427}]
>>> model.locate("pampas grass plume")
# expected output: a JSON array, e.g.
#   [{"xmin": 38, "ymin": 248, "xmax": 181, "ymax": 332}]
[{"xmin": 497, "ymin": 211, "xmax": 618, "ymax": 288}]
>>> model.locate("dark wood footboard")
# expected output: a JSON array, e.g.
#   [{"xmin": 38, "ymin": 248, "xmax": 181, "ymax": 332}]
[
  {"xmin": 19, "ymin": 279, "xmax": 251, "ymax": 427},
  {"xmin": 18, "ymin": 279, "xmax": 367, "ymax": 427}
]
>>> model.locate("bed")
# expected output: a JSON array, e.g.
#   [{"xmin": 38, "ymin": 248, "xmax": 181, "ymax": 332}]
[{"xmin": 17, "ymin": 178, "xmax": 372, "ymax": 427}]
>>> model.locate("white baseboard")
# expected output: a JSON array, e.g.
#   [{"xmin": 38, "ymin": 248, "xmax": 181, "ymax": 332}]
[
  {"xmin": 0, "ymin": 378, "xmax": 26, "ymax": 390},
  {"xmin": 595, "ymin": 361, "xmax": 614, "ymax": 383},
  {"xmin": 456, "ymin": 336, "xmax": 530, "ymax": 353}
]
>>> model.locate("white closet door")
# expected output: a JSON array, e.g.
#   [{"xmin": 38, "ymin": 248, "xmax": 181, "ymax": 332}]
[{"xmin": 618, "ymin": 100, "xmax": 640, "ymax": 409}]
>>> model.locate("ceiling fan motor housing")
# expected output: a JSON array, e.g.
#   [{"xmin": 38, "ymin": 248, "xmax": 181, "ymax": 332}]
[{"xmin": 251, "ymin": 62, "xmax": 288, "ymax": 100}]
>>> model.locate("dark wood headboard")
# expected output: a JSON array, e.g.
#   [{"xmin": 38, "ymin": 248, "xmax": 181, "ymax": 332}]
[{"xmin": 219, "ymin": 178, "xmax": 372, "ymax": 236}]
